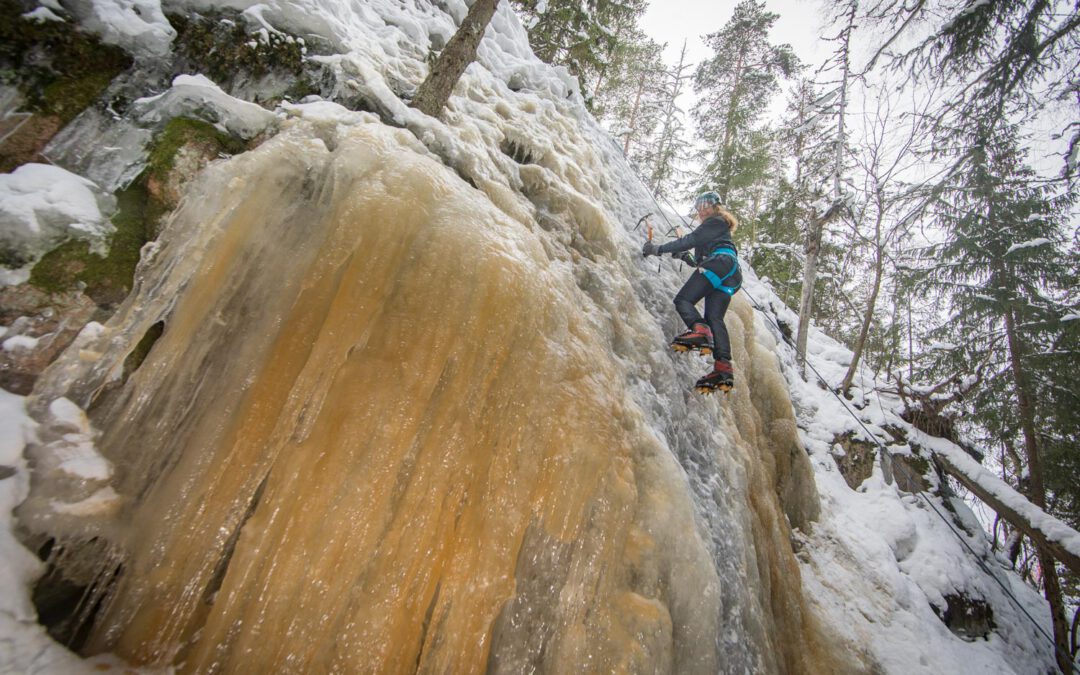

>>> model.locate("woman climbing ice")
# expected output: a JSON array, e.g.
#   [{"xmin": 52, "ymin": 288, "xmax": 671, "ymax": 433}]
[{"xmin": 642, "ymin": 191, "xmax": 742, "ymax": 394}]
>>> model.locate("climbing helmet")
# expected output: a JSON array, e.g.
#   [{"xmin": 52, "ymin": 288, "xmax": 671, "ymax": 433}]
[{"xmin": 694, "ymin": 191, "xmax": 721, "ymax": 210}]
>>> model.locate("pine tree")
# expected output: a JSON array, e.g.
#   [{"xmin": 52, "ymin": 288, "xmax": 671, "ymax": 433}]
[
  {"xmin": 752, "ymin": 79, "xmax": 830, "ymax": 311},
  {"xmin": 412, "ymin": 0, "xmax": 501, "ymax": 117},
  {"xmin": 592, "ymin": 28, "xmax": 666, "ymax": 174},
  {"xmin": 793, "ymin": 0, "xmax": 856, "ymax": 369},
  {"xmin": 692, "ymin": 0, "xmax": 798, "ymax": 210},
  {"xmin": 915, "ymin": 122, "xmax": 1078, "ymax": 672}
]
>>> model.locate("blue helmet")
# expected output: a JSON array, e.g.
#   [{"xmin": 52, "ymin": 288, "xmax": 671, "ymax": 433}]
[{"xmin": 694, "ymin": 191, "xmax": 721, "ymax": 210}]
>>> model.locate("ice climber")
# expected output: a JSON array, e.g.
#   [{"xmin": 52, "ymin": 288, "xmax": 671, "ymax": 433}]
[{"xmin": 642, "ymin": 191, "xmax": 742, "ymax": 393}]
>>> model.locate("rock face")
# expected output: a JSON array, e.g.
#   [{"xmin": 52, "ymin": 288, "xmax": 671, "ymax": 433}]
[{"xmin": 18, "ymin": 119, "xmax": 835, "ymax": 674}]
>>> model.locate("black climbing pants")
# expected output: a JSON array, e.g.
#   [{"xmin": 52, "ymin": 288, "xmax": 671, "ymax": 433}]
[{"xmin": 673, "ymin": 258, "xmax": 740, "ymax": 362}]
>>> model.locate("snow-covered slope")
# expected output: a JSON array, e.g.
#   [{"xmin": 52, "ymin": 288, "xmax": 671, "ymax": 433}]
[{"xmin": 0, "ymin": 0, "xmax": 1059, "ymax": 673}]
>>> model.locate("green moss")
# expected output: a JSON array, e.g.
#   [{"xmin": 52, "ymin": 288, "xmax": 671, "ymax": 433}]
[
  {"xmin": 29, "ymin": 116, "xmax": 247, "ymax": 303},
  {"xmin": 146, "ymin": 117, "xmax": 245, "ymax": 178},
  {"xmin": 29, "ymin": 179, "xmax": 150, "ymax": 305},
  {"xmin": 0, "ymin": 0, "xmax": 131, "ymax": 122},
  {"xmin": 905, "ymin": 452, "xmax": 932, "ymax": 478}
]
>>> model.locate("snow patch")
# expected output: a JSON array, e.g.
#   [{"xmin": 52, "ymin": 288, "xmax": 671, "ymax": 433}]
[
  {"xmin": 2, "ymin": 334, "xmax": 40, "ymax": 352},
  {"xmin": 22, "ymin": 6, "xmax": 64, "ymax": 22},
  {"xmin": 63, "ymin": 0, "xmax": 175, "ymax": 58},
  {"xmin": 280, "ymin": 99, "xmax": 378, "ymax": 126},
  {"xmin": 0, "ymin": 163, "xmax": 113, "ymax": 268},
  {"xmin": 133, "ymin": 74, "xmax": 280, "ymax": 139},
  {"xmin": 1005, "ymin": 238, "xmax": 1050, "ymax": 255}
]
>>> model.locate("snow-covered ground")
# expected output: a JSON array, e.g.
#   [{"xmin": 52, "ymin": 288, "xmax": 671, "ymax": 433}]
[
  {"xmin": 748, "ymin": 275, "xmax": 1060, "ymax": 673},
  {"xmin": 0, "ymin": 0, "xmax": 1066, "ymax": 672},
  {"xmin": 0, "ymin": 391, "xmax": 139, "ymax": 674}
]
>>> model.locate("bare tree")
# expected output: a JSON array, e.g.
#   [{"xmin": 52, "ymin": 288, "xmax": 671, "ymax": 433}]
[
  {"xmin": 839, "ymin": 86, "xmax": 927, "ymax": 396},
  {"xmin": 794, "ymin": 0, "xmax": 856, "ymax": 369}
]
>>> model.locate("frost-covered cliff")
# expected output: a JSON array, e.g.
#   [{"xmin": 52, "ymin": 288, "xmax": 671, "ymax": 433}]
[{"xmin": 0, "ymin": 1, "xmax": 1059, "ymax": 673}]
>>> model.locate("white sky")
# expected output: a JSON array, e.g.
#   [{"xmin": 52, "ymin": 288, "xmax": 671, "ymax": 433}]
[{"xmin": 641, "ymin": 0, "xmax": 831, "ymax": 78}]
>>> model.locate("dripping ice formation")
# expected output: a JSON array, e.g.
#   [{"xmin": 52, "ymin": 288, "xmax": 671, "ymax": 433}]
[
  {"xmin": 20, "ymin": 107, "xmax": 828, "ymax": 673},
  {"xmin": 0, "ymin": 0, "xmax": 1059, "ymax": 673}
]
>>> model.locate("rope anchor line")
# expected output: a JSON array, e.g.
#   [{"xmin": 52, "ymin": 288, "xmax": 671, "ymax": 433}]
[
  {"xmin": 616, "ymin": 145, "xmax": 1066, "ymax": 667},
  {"xmin": 737, "ymin": 285, "xmax": 1071, "ymax": 668}
]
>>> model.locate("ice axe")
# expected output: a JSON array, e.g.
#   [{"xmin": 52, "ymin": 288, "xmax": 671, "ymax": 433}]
[{"xmin": 635, "ymin": 213, "xmax": 662, "ymax": 272}]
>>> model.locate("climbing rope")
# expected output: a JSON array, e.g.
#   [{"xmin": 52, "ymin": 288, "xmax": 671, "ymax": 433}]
[
  {"xmin": 736, "ymin": 284, "xmax": 1072, "ymax": 667},
  {"xmin": 613, "ymin": 139, "xmax": 1069, "ymax": 666}
]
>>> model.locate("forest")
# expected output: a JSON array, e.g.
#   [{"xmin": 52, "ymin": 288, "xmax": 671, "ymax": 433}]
[{"xmin": 509, "ymin": 0, "xmax": 1080, "ymax": 668}]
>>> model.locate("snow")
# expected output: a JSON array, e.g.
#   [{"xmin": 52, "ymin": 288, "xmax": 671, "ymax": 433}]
[
  {"xmin": 132, "ymin": 74, "xmax": 280, "ymax": 139},
  {"xmin": 0, "ymin": 163, "xmax": 112, "ymax": 268},
  {"xmin": 1005, "ymin": 238, "xmax": 1051, "ymax": 255},
  {"xmin": 739, "ymin": 271, "xmax": 1057, "ymax": 671},
  {"xmin": 3, "ymin": 335, "xmax": 40, "ymax": 352},
  {"xmin": 22, "ymin": 6, "xmax": 64, "ymax": 22},
  {"xmin": 0, "ymin": 391, "xmax": 136, "ymax": 674},
  {"xmin": 62, "ymin": 0, "xmax": 176, "ymax": 58},
  {"xmin": 926, "ymin": 431, "xmax": 1080, "ymax": 559},
  {"xmin": 0, "ymin": 0, "xmax": 1065, "ymax": 671},
  {"xmin": 280, "ymin": 99, "xmax": 379, "ymax": 126}
]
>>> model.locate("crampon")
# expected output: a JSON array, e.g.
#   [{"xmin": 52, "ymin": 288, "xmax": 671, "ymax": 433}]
[
  {"xmin": 671, "ymin": 323, "xmax": 713, "ymax": 356},
  {"xmin": 694, "ymin": 360, "xmax": 733, "ymax": 395}
]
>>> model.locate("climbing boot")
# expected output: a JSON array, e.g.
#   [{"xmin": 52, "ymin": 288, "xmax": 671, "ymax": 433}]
[
  {"xmin": 695, "ymin": 359, "xmax": 734, "ymax": 394},
  {"xmin": 671, "ymin": 323, "xmax": 713, "ymax": 355}
]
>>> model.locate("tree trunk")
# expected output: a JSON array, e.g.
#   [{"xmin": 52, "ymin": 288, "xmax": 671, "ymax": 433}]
[
  {"xmin": 623, "ymin": 71, "xmax": 647, "ymax": 155},
  {"xmin": 841, "ymin": 206, "xmax": 885, "ymax": 395},
  {"xmin": 412, "ymin": 0, "xmax": 500, "ymax": 118},
  {"xmin": 795, "ymin": 214, "xmax": 823, "ymax": 368},
  {"xmin": 840, "ymin": 245, "xmax": 882, "ymax": 394},
  {"xmin": 1003, "ymin": 305, "xmax": 1072, "ymax": 673}
]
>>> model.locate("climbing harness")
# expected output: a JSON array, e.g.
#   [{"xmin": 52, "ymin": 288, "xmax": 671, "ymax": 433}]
[{"xmin": 699, "ymin": 247, "xmax": 741, "ymax": 296}]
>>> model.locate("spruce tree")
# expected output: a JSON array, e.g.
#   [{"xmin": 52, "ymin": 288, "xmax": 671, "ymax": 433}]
[
  {"xmin": 864, "ymin": 0, "xmax": 1080, "ymax": 176},
  {"xmin": 915, "ymin": 122, "xmax": 1078, "ymax": 672},
  {"xmin": 692, "ymin": 0, "xmax": 797, "ymax": 210},
  {"xmin": 510, "ymin": 0, "xmax": 649, "ymax": 108}
]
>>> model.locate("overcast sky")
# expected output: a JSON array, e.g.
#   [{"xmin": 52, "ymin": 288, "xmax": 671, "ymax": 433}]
[{"xmin": 641, "ymin": 0, "xmax": 830, "ymax": 75}]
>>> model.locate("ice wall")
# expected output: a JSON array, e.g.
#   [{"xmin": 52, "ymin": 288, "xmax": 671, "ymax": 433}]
[{"xmin": 18, "ymin": 110, "xmax": 836, "ymax": 673}]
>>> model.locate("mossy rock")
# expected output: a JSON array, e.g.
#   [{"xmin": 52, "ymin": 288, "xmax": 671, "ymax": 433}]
[
  {"xmin": 29, "ymin": 178, "xmax": 150, "ymax": 306},
  {"xmin": 29, "ymin": 117, "xmax": 247, "ymax": 305},
  {"xmin": 144, "ymin": 117, "xmax": 247, "ymax": 226},
  {"xmin": 830, "ymin": 432, "xmax": 877, "ymax": 490},
  {"xmin": 169, "ymin": 10, "xmax": 307, "ymax": 99},
  {"xmin": 890, "ymin": 452, "xmax": 931, "ymax": 494},
  {"xmin": 0, "ymin": 0, "xmax": 132, "ymax": 171}
]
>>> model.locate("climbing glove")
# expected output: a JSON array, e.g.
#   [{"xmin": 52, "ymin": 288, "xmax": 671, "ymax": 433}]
[
  {"xmin": 642, "ymin": 241, "xmax": 660, "ymax": 257},
  {"xmin": 676, "ymin": 251, "xmax": 696, "ymax": 266}
]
